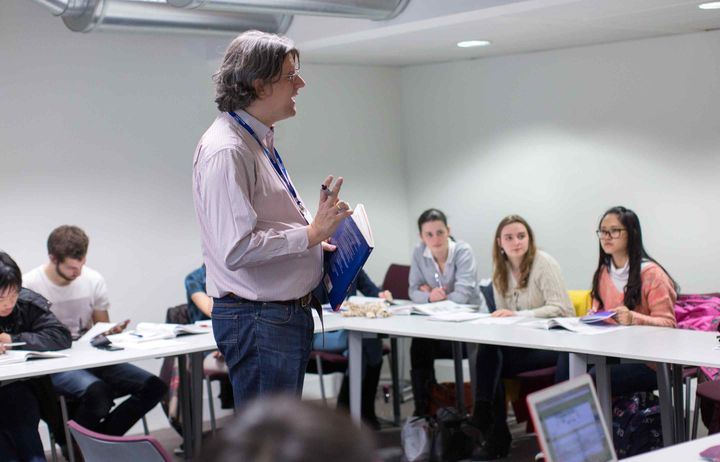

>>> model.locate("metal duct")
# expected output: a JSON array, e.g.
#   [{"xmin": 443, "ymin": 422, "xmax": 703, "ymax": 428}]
[
  {"xmin": 167, "ymin": 0, "xmax": 410, "ymax": 21},
  {"xmin": 31, "ymin": 0, "xmax": 292, "ymax": 34}
]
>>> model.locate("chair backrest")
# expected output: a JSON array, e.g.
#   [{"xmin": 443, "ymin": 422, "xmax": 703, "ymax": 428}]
[
  {"xmin": 381, "ymin": 264, "xmax": 411, "ymax": 300},
  {"xmin": 68, "ymin": 420, "xmax": 173, "ymax": 462},
  {"xmin": 165, "ymin": 303, "xmax": 190, "ymax": 324},
  {"xmin": 567, "ymin": 290, "xmax": 592, "ymax": 316}
]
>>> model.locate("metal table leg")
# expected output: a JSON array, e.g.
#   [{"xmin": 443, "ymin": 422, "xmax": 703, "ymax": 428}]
[
  {"xmin": 672, "ymin": 364, "xmax": 685, "ymax": 443},
  {"xmin": 452, "ymin": 341, "xmax": 465, "ymax": 413},
  {"xmin": 178, "ymin": 354, "xmax": 194, "ymax": 459},
  {"xmin": 390, "ymin": 337, "xmax": 401, "ymax": 426},
  {"xmin": 190, "ymin": 351, "xmax": 204, "ymax": 456},
  {"xmin": 348, "ymin": 330, "xmax": 363, "ymax": 424},
  {"xmin": 657, "ymin": 362, "xmax": 675, "ymax": 446},
  {"xmin": 591, "ymin": 355, "xmax": 612, "ymax": 434}
]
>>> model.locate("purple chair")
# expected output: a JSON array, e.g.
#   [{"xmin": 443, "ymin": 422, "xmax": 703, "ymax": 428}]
[{"xmin": 67, "ymin": 420, "xmax": 173, "ymax": 462}]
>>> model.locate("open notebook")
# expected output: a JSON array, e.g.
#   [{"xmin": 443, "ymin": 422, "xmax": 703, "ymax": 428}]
[
  {"xmin": 108, "ymin": 322, "xmax": 210, "ymax": 343},
  {"xmin": 527, "ymin": 374, "xmax": 617, "ymax": 462},
  {"xmin": 0, "ymin": 350, "xmax": 68, "ymax": 366}
]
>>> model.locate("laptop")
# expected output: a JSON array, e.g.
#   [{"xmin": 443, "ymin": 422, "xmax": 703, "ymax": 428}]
[{"xmin": 526, "ymin": 374, "xmax": 617, "ymax": 462}]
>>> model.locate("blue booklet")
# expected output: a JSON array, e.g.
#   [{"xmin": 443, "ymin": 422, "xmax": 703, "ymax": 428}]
[
  {"xmin": 580, "ymin": 311, "xmax": 617, "ymax": 324},
  {"xmin": 323, "ymin": 204, "xmax": 374, "ymax": 311}
]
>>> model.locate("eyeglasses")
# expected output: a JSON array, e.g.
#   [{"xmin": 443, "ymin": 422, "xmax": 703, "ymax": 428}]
[
  {"xmin": 596, "ymin": 228, "xmax": 626, "ymax": 239},
  {"xmin": 284, "ymin": 67, "xmax": 301, "ymax": 83}
]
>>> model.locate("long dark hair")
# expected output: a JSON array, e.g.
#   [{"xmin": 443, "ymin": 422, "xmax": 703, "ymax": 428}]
[{"xmin": 591, "ymin": 206, "xmax": 678, "ymax": 310}]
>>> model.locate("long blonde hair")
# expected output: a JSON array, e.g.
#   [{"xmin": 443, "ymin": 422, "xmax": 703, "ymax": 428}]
[{"xmin": 492, "ymin": 215, "xmax": 537, "ymax": 297}]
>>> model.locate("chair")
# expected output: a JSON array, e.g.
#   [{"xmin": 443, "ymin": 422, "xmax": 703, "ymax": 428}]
[
  {"xmin": 59, "ymin": 395, "xmax": 149, "ymax": 462},
  {"xmin": 309, "ymin": 350, "xmax": 350, "ymax": 405},
  {"xmin": 67, "ymin": 420, "xmax": 172, "ymax": 462},
  {"xmin": 567, "ymin": 290, "xmax": 592, "ymax": 316},
  {"xmin": 203, "ymin": 353, "xmax": 234, "ymax": 434},
  {"xmin": 692, "ymin": 377, "xmax": 720, "ymax": 438},
  {"xmin": 381, "ymin": 264, "xmax": 410, "ymax": 300}
]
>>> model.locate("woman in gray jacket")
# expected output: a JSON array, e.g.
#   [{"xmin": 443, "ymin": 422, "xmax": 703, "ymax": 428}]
[{"xmin": 408, "ymin": 208, "xmax": 480, "ymax": 416}]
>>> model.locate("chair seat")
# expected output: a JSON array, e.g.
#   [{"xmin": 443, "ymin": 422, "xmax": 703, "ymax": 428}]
[
  {"xmin": 203, "ymin": 354, "xmax": 229, "ymax": 380},
  {"xmin": 309, "ymin": 350, "xmax": 348, "ymax": 364}
]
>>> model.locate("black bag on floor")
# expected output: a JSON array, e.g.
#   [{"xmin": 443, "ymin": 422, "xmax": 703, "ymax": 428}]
[
  {"xmin": 434, "ymin": 407, "xmax": 475, "ymax": 462},
  {"xmin": 401, "ymin": 407, "xmax": 475, "ymax": 462},
  {"xmin": 612, "ymin": 392, "xmax": 663, "ymax": 458}
]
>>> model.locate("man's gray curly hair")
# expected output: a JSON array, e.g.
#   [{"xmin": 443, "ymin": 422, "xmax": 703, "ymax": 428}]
[{"xmin": 213, "ymin": 30, "xmax": 299, "ymax": 112}]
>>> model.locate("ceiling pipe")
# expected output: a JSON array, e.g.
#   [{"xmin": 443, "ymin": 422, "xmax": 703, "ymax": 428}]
[
  {"xmin": 167, "ymin": 0, "xmax": 410, "ymax": 21},
  {"xmin": 31, "ymin": 0, "xmax": 292, "ymax": 34}
]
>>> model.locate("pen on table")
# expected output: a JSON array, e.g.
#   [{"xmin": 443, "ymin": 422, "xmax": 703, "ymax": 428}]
[{"xmin": 129, "ymin": 332, "xmax": 144, "ymax": 338}]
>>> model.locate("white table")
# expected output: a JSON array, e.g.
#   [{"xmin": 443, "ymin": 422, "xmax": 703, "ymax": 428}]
[
  {"xmin": 625, "ymin": 432, "xmax": 720, "ymax": 461},
  {"xmin": 0, "ymin": 312, "xmax": 344, "ymax": 461},
  {"xmin": 0, "ymin": 333, "xmax": 218, "ymax": 460},
  {"xmin": 343, "ymin": 315, "xmax": 720, "ymax": 446}
]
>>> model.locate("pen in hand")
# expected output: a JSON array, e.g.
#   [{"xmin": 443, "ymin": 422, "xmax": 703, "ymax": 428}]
[{"xmin": 434, "ymin": 272, "xmax": 444, "ymax": 289}]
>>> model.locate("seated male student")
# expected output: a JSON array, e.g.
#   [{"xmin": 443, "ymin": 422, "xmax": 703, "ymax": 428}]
[
  {"xmin": 309, "ymin": 269, "xmax": 392, "ymax": 430},
  {"xmin": 0, "ymin": 251, "xmax": 72, "ymax": 462},
  {"xmin": 23, "ymin": 225, "xmax": 167, "ymax": 438},
  {"xmin": 184, "ymin": 264, "xmax": 233, "ymax": 409}
]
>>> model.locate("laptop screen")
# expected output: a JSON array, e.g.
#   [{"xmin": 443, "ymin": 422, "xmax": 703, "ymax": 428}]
[{"xmin": 534, "ymin": 382, "xmax": 615, "ymax": 462}]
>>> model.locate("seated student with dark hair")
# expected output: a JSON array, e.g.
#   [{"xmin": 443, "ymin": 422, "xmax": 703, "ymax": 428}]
[
  {"xmin": 23, "ymin": 225, "xmax": 167, "ymax": 439},
  {"xmin": 0, "ymin": 251, "xmax": 72, "ymax": 462},
  {"xmin": 556, "ymin": 206, "xmax": 679, "ymax": 393},
  {"xmin": 310, "ymin": 269, "xmax": 392, "ymax": 430},
  {"xmin": 409, "ymin": 208, "xmax": 480, "ymax": 417}
]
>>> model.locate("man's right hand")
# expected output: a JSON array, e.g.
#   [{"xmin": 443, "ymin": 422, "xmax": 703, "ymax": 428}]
[{"xmin": 307, "ymin": 175, "xmax": 353, "ymax": 248}]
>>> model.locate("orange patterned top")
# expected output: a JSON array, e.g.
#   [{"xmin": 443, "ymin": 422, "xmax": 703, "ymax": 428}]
[{"xmin": 593, "ymin": 262, "xmax": 677, "ymax": 327}]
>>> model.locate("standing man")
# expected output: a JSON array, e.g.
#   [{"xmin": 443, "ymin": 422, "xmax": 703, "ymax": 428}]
[
  {"xmin": 23, "ymin": 225, "xmax": 167, "ymax": 437},
  {"xmin": 192, "ymin": 30, "xmax": 352, "ymax": 406}
]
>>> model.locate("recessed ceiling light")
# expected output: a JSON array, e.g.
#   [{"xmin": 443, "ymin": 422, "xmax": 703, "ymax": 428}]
[
  {"xmin": 699, "ymin": 2, "xmax": 720, "ymax": 9},
  {"xmin": 457, "ymin": 40, "xmax": 491, "ymax": 48}
]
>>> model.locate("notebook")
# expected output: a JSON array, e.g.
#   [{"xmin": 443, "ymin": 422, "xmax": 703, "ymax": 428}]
[{"xmin": 526, "ymin": 374, "xmax": 617, "ymax": 462}]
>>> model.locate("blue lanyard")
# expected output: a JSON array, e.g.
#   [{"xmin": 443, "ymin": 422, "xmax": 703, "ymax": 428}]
[{"xmin": 228, "ymin": 111, "xmax": 305, "ymax": 215}]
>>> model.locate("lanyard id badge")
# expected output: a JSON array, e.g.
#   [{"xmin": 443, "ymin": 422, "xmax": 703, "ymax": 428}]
[{"xmin": 228, "ymin": 111, "xmax": 311, "ymax": 223}]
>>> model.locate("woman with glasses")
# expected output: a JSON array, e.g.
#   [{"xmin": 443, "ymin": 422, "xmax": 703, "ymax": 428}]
[
  {"xmin": 471, "ymin": 215, "xmax": 573, "ymax": 461},
  {"xmin": 585, "ymin": 206, "xmax": 678, "ymax": 394},
  {"xmin": 556, "ymin": 206, "xmax": 678, "ymax": 395},
  {"xmin": 591, "ymin": 206, "xmax": 677, "ymax": 328},
  {"xmin": 408, "ymin": 208, "xmax": 480, "ymax": 417}
]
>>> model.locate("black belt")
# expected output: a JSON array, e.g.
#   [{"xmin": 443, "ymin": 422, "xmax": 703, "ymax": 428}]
[
  {"xmin": 225, "ymin": 292, "xmax": 312, "ymax": 307},
  {"xmin": 224, "ymin": 292, "xmax": 325, "ymax": 345}
]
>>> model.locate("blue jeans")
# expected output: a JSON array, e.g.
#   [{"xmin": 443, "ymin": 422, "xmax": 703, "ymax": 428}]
[
  {"xmin": 0, "ymin": 381, "xmax": 46, "ymax": 462},
  {"xmin": 212, "ymin": 295, "xmax": 314, "ymax": 408},
  {"xmin": 51, "ymin": 363, "xmax": 167, "ymax": 435}
]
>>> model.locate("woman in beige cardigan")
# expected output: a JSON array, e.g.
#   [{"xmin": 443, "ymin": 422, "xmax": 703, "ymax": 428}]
[{"xmin": 471, "ymin": 215, "xmax": 573, "ymax": 461}]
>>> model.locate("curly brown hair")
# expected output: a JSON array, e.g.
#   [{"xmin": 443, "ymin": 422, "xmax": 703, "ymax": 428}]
[
  {"xmin": 213, "ymin": 30, "xmax": 299, "ymax": 112},
  {"xmin": 47, "ymin": 225, "xmax": 89, "ymax": 262}
]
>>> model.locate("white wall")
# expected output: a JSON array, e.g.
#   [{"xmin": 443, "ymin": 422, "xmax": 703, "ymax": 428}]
[
  {"xmin": 0, "ymin": 0, "xmax": 409, "ymax": 333},
  {"xmin": 400, "ymin": 30, "xmax": 720, "ymax": 293}
]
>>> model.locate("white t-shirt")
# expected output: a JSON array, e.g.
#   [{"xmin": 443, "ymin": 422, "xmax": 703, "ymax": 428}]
[{"xmin": 23, "ymin": 265, "xmax": 110, "ymax": 336}]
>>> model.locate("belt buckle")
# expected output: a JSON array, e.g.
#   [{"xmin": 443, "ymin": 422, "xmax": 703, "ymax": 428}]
[{"xmin": 300, "ymin": 293, "xmax": 311, "ymax": 308}]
